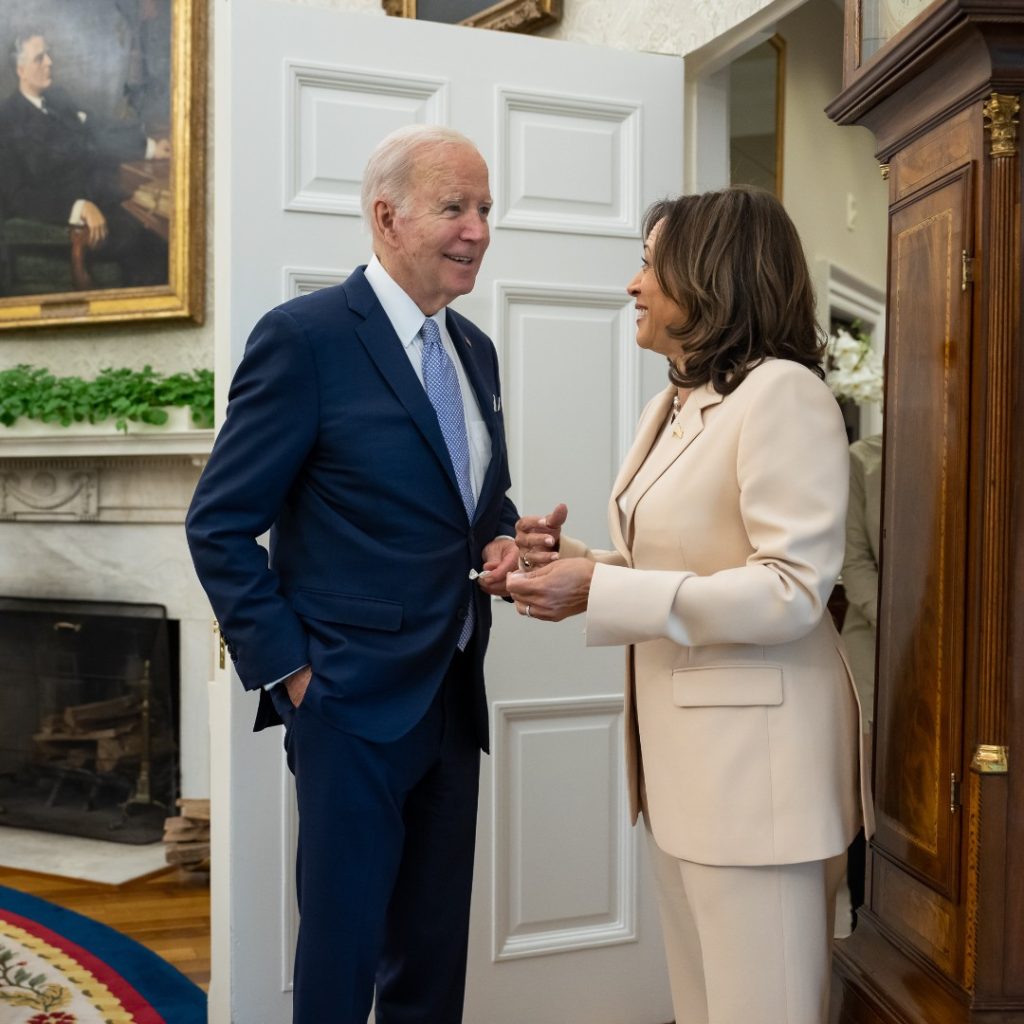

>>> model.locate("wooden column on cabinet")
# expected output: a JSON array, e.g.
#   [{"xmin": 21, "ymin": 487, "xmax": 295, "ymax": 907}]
[
  {"xmin": 966, "ymin": 91, "xmax": 1019, "ymax": 1008},
  {"xmin": 827, "ymin": 3, "xmax": 1024, "ymax": 1022}
]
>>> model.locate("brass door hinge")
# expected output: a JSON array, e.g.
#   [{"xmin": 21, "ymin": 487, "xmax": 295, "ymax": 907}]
[
  {"xmin": 962, "ymin": 250, "xmax": 976, "ymax": 291},
  {"xmin": 950, "ymin": 772, "xmax": 961, "ymax": 813},
  {"xmin": 213, "ymin": 620, "xmax": 226, "ymax": 669}
]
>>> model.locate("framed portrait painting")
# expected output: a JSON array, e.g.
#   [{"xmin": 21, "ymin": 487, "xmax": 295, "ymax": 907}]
[
  {"xmin": 0, "ymin": 0, "xmax": 205, "ymax": 329},
  {"xmin": 382, "ymin": 0, "xmax": 562, "ymax": 33}
]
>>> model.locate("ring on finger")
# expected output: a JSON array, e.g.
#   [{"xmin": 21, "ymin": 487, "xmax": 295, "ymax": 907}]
[
  {"xmin": 522, "ymin": 556, "xmax": 533, "ymax": 569},
  {"xmin": 526, "ymin": 605, "xmax": 533, "ymax": 618}
]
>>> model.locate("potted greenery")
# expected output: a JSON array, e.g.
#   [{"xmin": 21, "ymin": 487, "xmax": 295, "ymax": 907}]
[{"xmin": 0, "ymin": 365, "xmax": 214, "ymax": 435}]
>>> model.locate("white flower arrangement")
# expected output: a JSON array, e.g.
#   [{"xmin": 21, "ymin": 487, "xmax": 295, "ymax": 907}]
[{"xmin": 825, "ymin": 326, "xmax": 884, "ymax": 405}]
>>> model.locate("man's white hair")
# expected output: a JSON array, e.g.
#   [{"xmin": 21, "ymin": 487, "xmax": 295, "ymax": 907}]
[
  {"xmin": 11, "ymin": 31, "xmax": 45, "ymax": 68},
  {"xmin": 360, "ymin": 124, "xmax": 480, "ymax": 227}
]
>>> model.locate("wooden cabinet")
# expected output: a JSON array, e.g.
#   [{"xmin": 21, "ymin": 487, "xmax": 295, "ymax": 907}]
[{"xmin": 826, "ymin": 3, "xmax": 1023, "ymax": 1022}]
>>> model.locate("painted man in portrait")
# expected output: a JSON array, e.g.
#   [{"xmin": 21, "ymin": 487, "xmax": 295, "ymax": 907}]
[{"xmin": 0, "ymin": 29, "xmax": 170, "ymax": 293}]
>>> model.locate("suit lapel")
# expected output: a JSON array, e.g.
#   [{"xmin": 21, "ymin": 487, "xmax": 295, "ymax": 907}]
[
  {"xmin": 446, "ymin": 312, "xmax": 494, "ymax": 428},
  {"xmin": 347, "ymin": 272, "xmax": 464, "ymax": 502},
  {"xmin": 446, "ymin": 311, "xmax": 501, "ymax": 524},
  {"xmin": 614, "ymin": 384, "xmax": 725, "ymax": 550},
  {"xmin": 606, "ymin": 387, "xmax": 674, "ymax": 559}
]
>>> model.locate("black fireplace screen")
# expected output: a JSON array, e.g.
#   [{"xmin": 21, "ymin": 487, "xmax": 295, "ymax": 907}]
[{"xmin": 0, "ymin": 597, "xmax": 179, "ymax": 844}]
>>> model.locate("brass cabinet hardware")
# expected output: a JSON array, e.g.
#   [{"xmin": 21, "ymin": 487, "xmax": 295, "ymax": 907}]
[
  {"xmin": 961, "ymin": 250, "xmax": 975, "ymax": 291},
  {"xmin": 983, "ymin": 93, "xmax": 1020, "ymax": 157},
  {"xmin": 971, "ymin": 744, "xmax": 1009, "ymax": 774}
]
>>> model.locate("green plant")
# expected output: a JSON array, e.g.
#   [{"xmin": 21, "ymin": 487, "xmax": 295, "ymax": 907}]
[{"xmin": 0, "ymin": 364, "xmax": 214, "ymax": 433}]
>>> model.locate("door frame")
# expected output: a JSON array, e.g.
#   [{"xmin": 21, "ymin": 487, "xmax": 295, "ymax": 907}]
[{"xmin": 683, "ymin": 0, "xmax": 809, "ymax": 194}]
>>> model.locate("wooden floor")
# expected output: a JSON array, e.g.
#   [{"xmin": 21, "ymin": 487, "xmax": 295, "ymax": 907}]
[{"xmin": 0, "ymin": 865, "xmax": 211, "ymax": 990}]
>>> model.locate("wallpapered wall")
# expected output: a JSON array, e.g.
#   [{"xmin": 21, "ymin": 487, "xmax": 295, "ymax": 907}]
[
  {"xmin": 540, "ymin": 0, "xmax": 780, "ymax": 55},
  {"xmin": 0, "ymin": 0, "xmax": 785, "ymax": 379}
]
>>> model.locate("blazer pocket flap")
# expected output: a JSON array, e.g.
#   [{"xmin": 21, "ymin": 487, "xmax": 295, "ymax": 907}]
[
  {"xmin": 291, "ymin": 589, "xmax": 403, "ymax": 632},
  {"xmin": 672, "ymin": 665, "xmax": 783, "ymax": 707}
]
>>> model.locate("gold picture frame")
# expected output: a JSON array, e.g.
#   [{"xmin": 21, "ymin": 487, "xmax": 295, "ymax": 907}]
[
  {"xmin": 0, "ymin": 0, "xmax": 206, "ymax": 330},
  {"xmin": 383, "ymin": 0, "xmax": 562, "ymax": 34}
]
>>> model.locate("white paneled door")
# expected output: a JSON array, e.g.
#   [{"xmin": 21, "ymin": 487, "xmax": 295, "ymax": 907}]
[{"xmin": 211, "ymin": 4, "xmax": 682, "ymax": 1022}]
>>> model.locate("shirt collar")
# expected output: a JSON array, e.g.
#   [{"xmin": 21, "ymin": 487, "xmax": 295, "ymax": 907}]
[
  {"xmin": 21, "ymin": 91, "xmax": 46, "ymax": 112},
  {"xmin": 364, "ymin": 255, "xmax": 444, "ymax": 349}
]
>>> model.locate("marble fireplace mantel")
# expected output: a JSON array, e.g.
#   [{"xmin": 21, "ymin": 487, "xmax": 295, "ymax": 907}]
[
  {"xmin": 1, "ymin": 453, "xmax": 209, "ymax": 523},
  {"xmin": 0, "ymin": 412, "xmax": 214, "ymax": 462}
]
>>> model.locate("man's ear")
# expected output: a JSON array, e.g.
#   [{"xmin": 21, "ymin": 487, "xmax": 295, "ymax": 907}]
[{"xmin": 372, "ymin": 198, "xmax": 397, "ymax": 244}]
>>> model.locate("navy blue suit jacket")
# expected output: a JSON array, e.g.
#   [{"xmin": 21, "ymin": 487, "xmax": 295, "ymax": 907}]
[{"xmin": 185, "ymin": 267, "xmax": 517, "ymax": 748}]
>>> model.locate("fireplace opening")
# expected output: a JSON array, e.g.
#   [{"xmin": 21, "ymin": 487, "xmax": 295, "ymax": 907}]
[{"xmin": 0, "ymin": 597, "xmax": 179, "ymax": 845}]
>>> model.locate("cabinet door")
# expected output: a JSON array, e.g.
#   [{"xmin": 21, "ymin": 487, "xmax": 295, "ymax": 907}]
[{"xmin": 874, "ymin": 163, "xmax": 972, "ymax": 899}]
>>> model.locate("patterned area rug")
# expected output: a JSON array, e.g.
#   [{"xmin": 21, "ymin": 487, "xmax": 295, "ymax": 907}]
[{"xmin": 0, "ymin": 885, "xmax": 205, "ymax": 1024}]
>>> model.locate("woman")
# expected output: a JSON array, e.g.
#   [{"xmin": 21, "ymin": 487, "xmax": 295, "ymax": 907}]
[{"xmin": 507, "ymin": 187, "xmax": 872, "ymax": 1024}]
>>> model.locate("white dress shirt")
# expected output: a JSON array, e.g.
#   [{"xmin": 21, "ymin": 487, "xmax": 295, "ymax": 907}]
[{"xmin": 364, "ymin": 255, "xmax": 491, "ymax": 501}]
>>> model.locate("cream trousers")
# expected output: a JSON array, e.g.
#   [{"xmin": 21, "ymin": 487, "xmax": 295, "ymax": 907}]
[{"xmin": 646, "ymin": 825, "xmax": 845, "ymax": 1024}]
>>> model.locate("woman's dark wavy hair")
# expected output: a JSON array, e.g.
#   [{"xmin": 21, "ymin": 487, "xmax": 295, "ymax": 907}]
[{"xmin": 644, "ymin": 186, "xmax": 826, "ymax": 395}]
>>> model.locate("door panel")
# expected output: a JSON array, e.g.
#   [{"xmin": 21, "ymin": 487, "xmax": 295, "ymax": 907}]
[
  {"xmin": 215, "ymin": 5, "xmax": 681, "ymax": 1022},
  {"xmin": 873, "ymin": 166, "xmax": 971, "ymax": 900}
]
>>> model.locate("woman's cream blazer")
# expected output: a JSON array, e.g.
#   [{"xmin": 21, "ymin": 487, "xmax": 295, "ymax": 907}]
[{"xmin": 560, "ymin": 358, "xmax": 873, "ymax": 867}]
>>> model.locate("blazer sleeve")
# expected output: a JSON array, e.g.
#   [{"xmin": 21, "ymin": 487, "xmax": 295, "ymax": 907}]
[
  {"xmin": 498, "ymin": 494, "xmax": 519, "ymax": 539},
  {"xmin": 841, "ymin": 443, "xmax": 880, "ymax": 628},
  {"xmin": 185, "ymin": 308, "xmax": 320, "ymax": 688},
  {"xmin": 585, "ymin": 367, "xmax": 849, "ymax": 648},
  {"xmin": 558, "ymin": 533, "xmax": 627, "ymax": 567}
]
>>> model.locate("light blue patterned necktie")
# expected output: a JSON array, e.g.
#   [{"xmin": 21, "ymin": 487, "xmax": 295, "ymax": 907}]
[{"xmin": 421, "ymin": 316, "xmax": 476, "ymax": 649}]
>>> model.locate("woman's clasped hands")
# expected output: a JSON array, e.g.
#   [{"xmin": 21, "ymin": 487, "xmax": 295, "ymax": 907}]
[{"xmin": 507, "ymin": 503, "xmax": 595, "ymax": 621}]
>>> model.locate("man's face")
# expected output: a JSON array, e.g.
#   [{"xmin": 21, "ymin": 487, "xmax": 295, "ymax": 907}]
[
  {"xmin": 379, "ymin": 143, "xmax": 492, "ymax": 315},
  {"xmin": 17, "ymin": 36, "xmax": 53, "ymax": 98}
]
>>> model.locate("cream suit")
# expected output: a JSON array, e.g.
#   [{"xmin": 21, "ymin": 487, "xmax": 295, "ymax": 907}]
[{"xmin": 559, "ymin": 358, "xmax": 874, "ymax": 1022}]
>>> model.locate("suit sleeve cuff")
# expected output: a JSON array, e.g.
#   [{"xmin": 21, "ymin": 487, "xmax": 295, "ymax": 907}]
[
  {"xmin": 585, "ymin": 563, "xmax": 694, "ymax": 647},
  {"xmin": 558, "ymin": 534, "xmax": 589, "ymax": 559}
]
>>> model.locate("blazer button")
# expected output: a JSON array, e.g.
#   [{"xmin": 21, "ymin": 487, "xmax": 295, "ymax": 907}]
[{"xmin": 456, "ymin": 607, "xmax": 468, "ymax": 622}]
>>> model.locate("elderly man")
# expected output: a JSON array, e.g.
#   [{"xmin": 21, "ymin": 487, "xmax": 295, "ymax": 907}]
[
  {"xmin": 0, "ymin": 31, "xmax": 169, "ymax": 287},
  {"xmin": 186, "ymin": 125, "xmax": 519, "ymax": 1024}
]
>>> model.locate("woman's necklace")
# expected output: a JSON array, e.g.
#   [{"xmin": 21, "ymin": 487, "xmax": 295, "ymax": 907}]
[{"xmin": 670, "ymin": 390, "xmax": 686, "ymax": 437}]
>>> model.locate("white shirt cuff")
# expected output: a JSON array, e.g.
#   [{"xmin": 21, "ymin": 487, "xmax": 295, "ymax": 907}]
[{"xmin": 263, "ymin": 664, "xmax": 308, "ymax": 690}]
